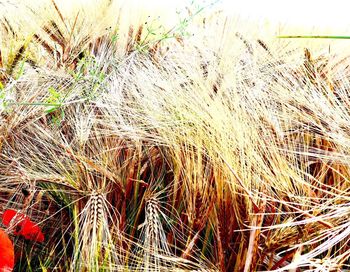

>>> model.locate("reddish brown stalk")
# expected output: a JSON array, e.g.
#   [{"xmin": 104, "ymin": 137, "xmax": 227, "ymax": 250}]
[
  {"xmin": 216, "ymin": 223, "xmax": 225, "ymax": 271},
  {"xmin": 213, "ymin": 207, "xmax": 225, "ymax": 271},
  {"xmin": 33, "ymin": 34, "xmax": 60, "ymax": 60},
  {"xmin": 67, "ymin": 12, "xmax": 79, "ymax": 47},
  {"xmin": 43, "ymin": 25, "xmax": 65, "ymax": 50},
  {"xmin": 135, "ymin": 25, "xmax": 143, "ymax": 44},
  {"xmin": 50, "ymin": 0, "xmax": 69, "ymax": 31},
  {"xmin": 244, "ymin": 196, "xmax": 266, "ymax": 272},
  {"xmin": 125, "ymin": 26, "xmax": 134, "ymax": 53},
  {"xmin": 181, "ymin": 194, "xmax": 214, "ymax": 260},
  {"xmin": 271, "ymin": 249, "xmax": 297, "ymax": 270},
  {"xmin": 181, "ymin": 230, "xmax": 201, "ymax": 260}
]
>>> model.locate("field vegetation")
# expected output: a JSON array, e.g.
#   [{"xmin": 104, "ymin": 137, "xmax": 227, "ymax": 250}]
[{"xmin": 1, "ymin": 1, "xmax": 350, "ymax": 271}]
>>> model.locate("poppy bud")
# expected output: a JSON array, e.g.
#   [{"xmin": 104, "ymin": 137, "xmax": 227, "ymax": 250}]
[{"xmin": 21, "ymin": 187, "xmax": 31, "ymax": 197}]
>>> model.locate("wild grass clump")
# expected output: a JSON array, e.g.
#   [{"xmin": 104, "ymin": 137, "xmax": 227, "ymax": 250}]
[{"xmin": 1, "ymin": 0, "xmax": 350, "ymax": 271}]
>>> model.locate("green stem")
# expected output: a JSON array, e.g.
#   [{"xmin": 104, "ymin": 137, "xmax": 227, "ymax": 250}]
[{"xmin": 277, "ymin": 35, "xmax": 350, "ymax": 39}]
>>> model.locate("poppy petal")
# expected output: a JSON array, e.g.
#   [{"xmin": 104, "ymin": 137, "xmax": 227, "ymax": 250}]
[
  {"xmin": 17, "ymin": 219, "xmax": 45, "ymax": 243},
  {"xmin": 0, "ymin": 229, "xmax": 14, "ymax": 272},
  {"xmin": 2, "ymin": 210, "xmax": 44, "ymax": 242},
  {"xmin": 2, "ymin": 210, "xmax": 19, "ymax": 226},
  {"xmin": 23, "ymin": 230, "xmax": 45, "ymax": 243}
]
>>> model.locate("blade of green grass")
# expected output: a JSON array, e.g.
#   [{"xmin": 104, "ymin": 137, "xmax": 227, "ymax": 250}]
[{"xmin": 277, "ymin": 35, "xmax": 350, "ymax": 39}]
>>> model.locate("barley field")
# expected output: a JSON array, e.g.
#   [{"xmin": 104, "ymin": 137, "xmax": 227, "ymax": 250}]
[{"xmin": 1, "ymin": 0, "xmax": 350, "ymax": 271}]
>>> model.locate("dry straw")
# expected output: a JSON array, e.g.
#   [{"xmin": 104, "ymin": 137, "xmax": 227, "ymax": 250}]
[{"xmin": 1, "ymin": 0, "xmax": 350, "ymax": 271}]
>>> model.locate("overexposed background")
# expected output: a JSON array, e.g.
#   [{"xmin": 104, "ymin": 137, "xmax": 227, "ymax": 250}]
[
  {"xmin": 120, "ymin": 0, "xmax": 350, "ymax": 33},
  {"xmin": 220, "ymin": 0, "xmax": 350, "ymax": 29},
  {"xmin": 6, "ymin": 0, "xmax": 348, "ymax": 41}
]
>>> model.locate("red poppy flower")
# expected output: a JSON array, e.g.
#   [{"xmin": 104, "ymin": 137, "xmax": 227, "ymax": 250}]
[
  {"xmin": 0, "ymin": 229, "xmax": 14, "ymax": 272},
  {"xmin": 2, "ymin": 209, "xmax": 44, "ymax": 243}
]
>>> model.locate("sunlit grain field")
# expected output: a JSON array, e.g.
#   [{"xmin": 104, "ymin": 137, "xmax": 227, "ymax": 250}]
[{"xmin": 1, "ymin": 1, "xmax": 350, "ymax": 271}]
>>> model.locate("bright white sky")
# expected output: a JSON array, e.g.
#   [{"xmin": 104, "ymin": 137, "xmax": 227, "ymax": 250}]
[
  {"xmin": 134, "ymin": 0, "xmax": 350, "ymax": 31},
  {"xmin": 219, "ymin": 0, "xmax": 350, "ymax": 29}
]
